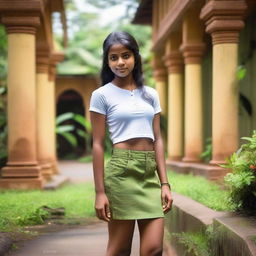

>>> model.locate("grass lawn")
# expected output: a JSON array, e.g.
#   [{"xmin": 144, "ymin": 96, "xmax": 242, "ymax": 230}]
[
  {"xmin": 0, "ymin": 182, "xmax": 95, "ymax": 232},
  {"xmin": 167, "ymin": 170, "xmax": 232, "ymax": 211},
  {"xmin": 0, "ymin": 168, "xmax": 231, "ymax": 232}
]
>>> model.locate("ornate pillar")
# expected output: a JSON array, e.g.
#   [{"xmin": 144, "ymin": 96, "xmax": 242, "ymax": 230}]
[
  {"xmin": 0, "ymin": 13, "xmax": 44, "ymax": 189},
  {"xmin": 36, "ymin": 46, "xmax": 54, "ymax": 180},
  {"xmin": 48, "ymin": 53, "xmax": 64, "ymax": 174},
  {"xmin": 164, "ymin": 32, "xmax": 184, "ymax": 161},
  {"xmin": 152, "ymin": 52, "xmax": 168, "ymax": 115},
  {"xmin": 200, "ymin": 0, "xmax": 247, "ymax": 164},
  {"xmin": 180, "ymin": 8, "xmax": 205, "ymax": 162}
]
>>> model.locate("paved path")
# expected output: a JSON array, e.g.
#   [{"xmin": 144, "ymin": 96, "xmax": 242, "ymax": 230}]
[
  {"xmin": 8, "ymin": 222, "xmax": 141, "ymax": 256},
  {"xmin": 58, "ymin": 160, "xmax": 94, "ymax": 183}
]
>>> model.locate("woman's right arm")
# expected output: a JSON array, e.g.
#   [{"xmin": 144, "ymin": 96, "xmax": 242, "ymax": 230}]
[{"xmin": 90, "ymin": 111, "xmax": 111, "ymax": 222}]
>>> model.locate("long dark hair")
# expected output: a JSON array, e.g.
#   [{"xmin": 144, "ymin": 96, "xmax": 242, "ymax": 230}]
[{"xmin": 100, "ymin": 31, "xmax": 144, "ymax": 88}]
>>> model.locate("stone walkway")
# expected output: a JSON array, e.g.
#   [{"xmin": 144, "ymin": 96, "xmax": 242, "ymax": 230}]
[
  {"xmin": 7, "ymin": 160, "xmax": 171, "ymax": 256},
  {"xmin": 8, "ymin": 222, "xmax": 141, "ymax": 256}
]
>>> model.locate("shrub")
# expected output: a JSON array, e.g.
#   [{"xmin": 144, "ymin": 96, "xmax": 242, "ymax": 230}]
[{"xmin": 221, "ymin": 130, "xmax": 256, "ymax": 214}]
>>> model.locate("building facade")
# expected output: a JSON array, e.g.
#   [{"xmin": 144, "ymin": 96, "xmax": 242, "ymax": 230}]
[
  {"xmin": 0, "ymin": 0, "xmax": 66, "ymax": 189},
  {"xmin": 134, "ymin": 0, "xmax": 256, "ymax": 180}
]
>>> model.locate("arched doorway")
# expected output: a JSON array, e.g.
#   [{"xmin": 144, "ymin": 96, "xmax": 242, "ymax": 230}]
[{"xmin": 56, "ymin": 89, "xmax": 87, "ymax": 159}]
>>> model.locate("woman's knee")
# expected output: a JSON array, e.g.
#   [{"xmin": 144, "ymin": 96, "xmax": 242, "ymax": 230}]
[
  {"xmin": 141, "ymin": 246, "xmax": 163, "ymax": 256},
  {"xmin": 106, "ymin": 246, "xmax": 131, "ymax": 256}
]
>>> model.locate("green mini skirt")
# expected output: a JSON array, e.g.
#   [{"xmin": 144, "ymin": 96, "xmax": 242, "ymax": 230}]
[{"xmin": 104, "ymin": 148, "xmax": 164, "ymax": 220}]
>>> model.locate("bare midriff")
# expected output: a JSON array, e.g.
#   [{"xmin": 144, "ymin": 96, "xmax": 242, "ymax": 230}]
[{"xmin": 113, "ymin": 138, "xmax": 154, "ymax": 151}]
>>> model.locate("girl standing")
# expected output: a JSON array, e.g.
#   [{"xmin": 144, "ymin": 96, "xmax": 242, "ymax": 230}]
[{"xmin": 89, "ymin": 31, "xmax": 173, "ymax": 256}]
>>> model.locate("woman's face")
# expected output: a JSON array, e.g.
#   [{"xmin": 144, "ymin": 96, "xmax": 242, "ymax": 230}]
[{"xmin": 107, "ymin": 44, "xmax": 135, "ymax": 78}]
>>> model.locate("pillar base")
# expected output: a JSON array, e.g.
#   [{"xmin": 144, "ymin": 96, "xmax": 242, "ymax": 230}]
[
  {"xmin": 40, "ymin": 162, "xmax": 54, "ymax": 181},
  {"xmin": 51, "ymin": 159, "xmax": 59, "ymax": 174},
  {"xmin": 209, "ymin": 159, "xmax": 227, "ymax": 166},
  {"xmin": 1, "ymin": 165, "xmax": 41, "ymax": 178},
  {"xmin": 166, "ymin": 160, "xmax": 229, "ymax": 181},
  {"xmin": 0, "ymin": 177, "xmax": 45, "ymax": 190},
  {"xmin": 182, "ymin": 156, "xmax": 202, "ymax": 163},
  {"xmin": 168, "ymin": 156, "xmax": 182, "ymax": 161}
]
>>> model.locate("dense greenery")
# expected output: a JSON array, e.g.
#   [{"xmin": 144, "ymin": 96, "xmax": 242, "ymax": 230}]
[
  {"xmin": 222, "ymin": 130, "xmax": 256, "ymax": 214},
  {"xmin": 0, "ymin": 25, "xmax": 7, "ymax": 168},
  {"xmin": 171, "ymin": 230, "xmax": 212, "ymax": 256},
  {"xmin": 56, "ymin": 0, "xmax": 153, "ymax": 85}
]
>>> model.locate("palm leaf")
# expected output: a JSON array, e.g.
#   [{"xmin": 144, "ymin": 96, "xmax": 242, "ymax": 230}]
[
  {"xmin": 59, "ymin": 132, "xmax": 77, "ymax": 147},
  {"xmin": 56, "ymin": 112, "xmax": 74, "ymax": 125}
]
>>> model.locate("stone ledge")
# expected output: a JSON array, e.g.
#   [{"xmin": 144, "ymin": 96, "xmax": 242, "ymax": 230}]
[
  {"xmin": 213, "ymin": 214, "xmax": 256, "ymax": 256},
  {"xmin": 164, "ymin": 192, "xmax": 256, "ymax": 256},
  {"xmin": 166, "ymin": 160, "xmax": 229, "ymax": 181}
]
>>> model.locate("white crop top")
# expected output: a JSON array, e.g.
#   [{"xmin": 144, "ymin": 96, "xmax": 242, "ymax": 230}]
[{"xmin": 89, "ymin": 82, "xmax": 161, "ymax": 144}]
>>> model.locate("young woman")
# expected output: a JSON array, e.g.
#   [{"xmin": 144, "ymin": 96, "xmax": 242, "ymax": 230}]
[{"xmin": 89, "ymin": 31, "xmax": 173, "ymax": 256}]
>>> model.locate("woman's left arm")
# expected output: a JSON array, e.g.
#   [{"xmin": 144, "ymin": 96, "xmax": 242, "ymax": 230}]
[{"xmin": 153, "ymin": 113, "xmax": 173, "ymax": 214}]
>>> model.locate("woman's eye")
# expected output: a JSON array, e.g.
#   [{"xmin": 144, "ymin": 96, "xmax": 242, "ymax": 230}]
[
  {"xmin": 109, "ymin": 55, "xmax": 117, "ymax": 61},
  {"xmin": 123, "ymin": 53, "xmax": 130, "ymax": 59}
]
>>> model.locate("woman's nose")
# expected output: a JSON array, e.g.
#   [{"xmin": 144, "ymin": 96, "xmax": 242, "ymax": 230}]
[{"xmin": 117, "ymin": 57, "xmax": 124, "ymax": 65}]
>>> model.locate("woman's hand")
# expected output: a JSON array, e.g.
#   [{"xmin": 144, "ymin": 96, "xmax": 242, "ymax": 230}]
[
  {"xmin": 161, "ymin": 186, "xmax": 173, "ymax": 214},
  {"xmin": 95, "ymin": 192, "xmax": 111, "ymax": 222}
]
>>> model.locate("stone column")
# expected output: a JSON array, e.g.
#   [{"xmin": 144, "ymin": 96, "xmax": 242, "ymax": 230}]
[
  {"xmin": 48, "ymin": 53, "xmax": 64, "ymax": 174},
  {"xmin": 200, "ymin": 0, "xmax": 247, "ymax": 164},
  {"xmin": 152, "ymin": 53, "xmax": 168, "ymax": 115},
  {"xmin": 164, "ymin": 33, "xmax": 184, "ymax": 161},
  {"xmin": 0, "ymin": 15, "xmax": 43, "ymax": 189},
  {"xmin": 180, "ymin": 9, "xmax": 205, "ymax": 163},
  {"xmin": 36, "ymin": 46, "xmax": 54, "ymax": 180}
]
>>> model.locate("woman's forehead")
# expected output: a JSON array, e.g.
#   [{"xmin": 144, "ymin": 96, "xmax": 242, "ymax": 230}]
[{"xmin": 108, "ymin": 44, "xmax": 131, "ymax": 54}]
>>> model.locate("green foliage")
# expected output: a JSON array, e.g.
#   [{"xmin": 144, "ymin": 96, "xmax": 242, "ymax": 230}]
[
  {"xmin": 172, "ymin": 231, "xmax": 212, "ymax": 256},
  {"xmin": 0, "ymin": 182, "xmax": 95, "ymax": 232},
  {"xmin": 57, "ymin": 0, "xmax": 153, "ymax": 85},
  {"xmin": 0, "ymin": 25, "xmax": 7, "ymax": 83},
  {"xmin": 236, "ymin": 65, "xmax": 247, "ymax": 81},
  {"xmin": 0, "ymin": 25, "xmax": 8, "ymax": 168},
  {"xmin": 167, "ymin": 171, "xmax": 231, "ymax": 211},
  {"xmin": 56, "ymin": 112, "xmax": 92, "ymax": 152},
  {"xmin": 200, "ymin": 138, "xmax": 212, "ymax": 163},
  {"xmin": 0, "ymin": 87, "xmax": 7, "ymax": 168},
  {"xmin": 222, "ymin": 130, "xmax": 256, "ymax": 214}
]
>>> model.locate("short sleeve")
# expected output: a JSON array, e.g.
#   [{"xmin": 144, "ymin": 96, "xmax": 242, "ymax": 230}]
[
  {"xmin": 152, "ymin": 89, "xmax": 162, "ymax": 114},
  {"xmin": 89, "ymin": 90, "xmax": 107, "ymax": 115}
]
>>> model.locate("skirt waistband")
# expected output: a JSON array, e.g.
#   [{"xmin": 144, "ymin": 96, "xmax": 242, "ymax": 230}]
[{"xmin": 112, "ymin": 148, "xmax": 155, "ymax": 159}]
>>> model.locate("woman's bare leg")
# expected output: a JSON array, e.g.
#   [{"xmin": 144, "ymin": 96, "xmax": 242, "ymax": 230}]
[
  {"xmin": 137, "ymin": 218, "xmax": 164, "ymax": 256},
  {"xmin": 106, "ymin": 219, "xmax": 136, "ymax": 256}
]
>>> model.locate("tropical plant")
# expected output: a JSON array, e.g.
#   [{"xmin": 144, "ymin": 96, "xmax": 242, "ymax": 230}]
[
  {"xmin": 55, "ymin": 0, "xmax": 153, "ymax": 84},
  {"xmin": 221, "ymin": 130, "xmax": 256, "ymax": 214},
  {"xmin": 0, "ymin": 25, "xmax": 8, "ymax": 168},
  {"xmin": 0, "ymin": 87, "xmax": 7, "ymax": 168},
  {"xmin": 200, "ymin": 138, "xmax": 212, "ymax": 163},
  {"xmin": 55, "ymin": 112, "xmax": 92, "ymax": 153}
]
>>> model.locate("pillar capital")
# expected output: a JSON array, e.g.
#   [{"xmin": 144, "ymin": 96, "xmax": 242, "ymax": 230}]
[
  {"xmin": 200, "ymin": 0, "xmax": 247, "ymax": 45},
  {"xmin": 152, "ymin": 51, "xmax": 167, "ymax": 82},
  {"xmin": 36, "ymin": 45, "xmax": 50, "ymax": 74},
  {"xmin": 153, "ymin": 68, "xmax": 167, "ymax": 82},
  {"xmin": 163, "ymin": 52, "xmax": 183, "ymax": 74},
  {"xmin": 2, "ymin": 16, "xmax": 40, "ymax": 34},
  {"xmin": 48, "ymin": 52, "xmax": 65, "ymax": 81},
  {"xmin": 0, "ymin": 0, "xmax": 42, "ymax": 34},
  {"xmin": 180, "ymin": 43, "xmax": 206, "ymax": 64}
]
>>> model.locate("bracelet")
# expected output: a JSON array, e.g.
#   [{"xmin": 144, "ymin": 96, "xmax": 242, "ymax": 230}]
[{"xmin": 161, "ymin": 182, "xmax": 171, "ymax": 189}]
